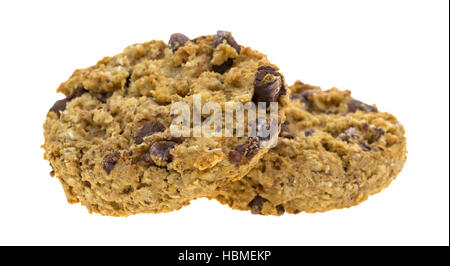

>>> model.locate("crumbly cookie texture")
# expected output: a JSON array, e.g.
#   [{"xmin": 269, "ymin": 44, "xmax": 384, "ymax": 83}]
[
  {"xmin": 212, "ymin": 81, "xmax": 407, "ymax": 215},
  {"xmin": 43, "ymin": 31, "xmax": 289, "ymax": 216}
]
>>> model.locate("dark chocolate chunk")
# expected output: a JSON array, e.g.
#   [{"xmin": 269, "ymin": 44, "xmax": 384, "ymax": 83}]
[
  {"xmin": 361, "ymin": 123, "xmax": 369, "ymax": 131},
  {"xmin": 211, "ymin": 30, "xmax": 240, "ymax": 73},
  {"xmin": 228, "ymin": 150, "xmax": 244, "ymax": 167},
  {"xmin": 168, "ymin": 33, "xmax": 189, "ymax": 52},
  {"xmin": 293, "ymin": 209, "xmax": 300, "ymax": 214},
  {"xmin": 273, "ymin": 158, "xmax": 282, "ymax": 170},
  {"xmin": 103, "ymin": 152, "xmax": 121, "ymax": 174},
  {"xmin": 280, "ymin": 121, "xmax": 290, "ymax": 135},
  {"xmin": 252, "ymin": 66, "xmax": 285, "ymax": 104},
  {"xmin": 373, "ymin": 127, "xmax": 385, "ymax": 137},
  {"xmin": 282, "ymin": 134, "xmax": 295, "ymax": 139},
  {"xmin": 360, "ymin": 142, "xmax": 372, "ymax": 152},
  {"xmin": 49, "ymin": 99, "xmax": 68, "ymax": 115},
  {"xmin": 122, "ymin": 186, "xmax": 134, "ymax": 194},
  {"xmin": 213, "ymin": 30, "xmax": 241, "ymax": 53},
  {"xmin": 338, "ymin": 127, "xmax": 360, "ymax": 143},
  {"xmin": 248, "ymin": 196, "xmax": 268, "ymax": 214},
  {"xmin": 304, "ymin": 128, "xmax": 315, "ymax": 137},
  {"xmin": 124, "ymin": 74, "xmax": 131, "ymax": 88},
  {"xmin": 276, "ymin": 204, "xmax": 285, "ymax": 215},
  {"xmin": 290, "ymin": 90, "xmax": 315, "ymax": 104},
  {"xmin": 280, "ymin": 122, "xmax": 295, "ymax": 139},
  {"xmin": 82, "ymin": 181, "xmax": 91, "ymax": 188},
  {"xmin": 235, "ymin": 144, "xmax": 246, "ymax": 155},
  {"xmin": 149, "ymin": 141, "xmax": 177, "ymax": 163},
  {"xmin": 290, "ymin": 90, "xmax": 317, "ymax": 112},
  {"xmin": 212, "ymin": 58, "xmax": 234, "ymax": 74},
  {"xmin": 290, "ymin": 93, "xmax": 304, "ymax": 101},
  {"xmin": 348, "ymin": 99, "xmax": 378, "ymax": 113},
  {"xmin": 48, "ymin": 89, "xmax": 88, "ymax": 116},
  {"xmin": 98, "ymin": 92, "xmax": 109, "ymax": 103},
  {"xmin": 228, "ymin": 138, "xmax": 260, "ymax": 167},
  {"xmin": 244, "ymin": 138, "xmax": 260, "ymax": 160},
  {"xmin": 70, "ymin": 89, "xmax": 88, "ymax": 99},
  {"xmin": 135, "ymin": 121, "xmax": 166, "ymax": 145},
  {"xmin": 142, "ymin": 151, "xmax": 152, "ymax": 163}
]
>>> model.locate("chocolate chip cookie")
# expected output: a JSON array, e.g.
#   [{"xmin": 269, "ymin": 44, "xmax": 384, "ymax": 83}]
[
  {"xmin": 43, "ymin": 31, "xmax": 289, "ymax": 216},
  {"xmin": 212, "ymin": 81, "xmax": 407, "ymax": 215}
]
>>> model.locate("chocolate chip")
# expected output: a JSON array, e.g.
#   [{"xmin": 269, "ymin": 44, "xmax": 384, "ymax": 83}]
[
  {"xmin": 228, "ymin": 138, "xmax": 260, "ymax": 167},
  {"xmin": 213, "ymin": 31, "xmax": 241, "ymax": 53},
  {"xmin": 248, "ymin": 196, "xmax": 268, "ymax": 214},
  {"xmin": 339, "ymin": 127, "xmax": 376, "ymax": 151},
  {"xmin": 122, "ymin": 186, "xmax": 134, "ymax": 194},
  {"xmin": 273, "ymin": 158, "xmax": 282, "ymax": 170},
  {"xmin": 280, "ymin": 122, "xmax": 295, "ymax": 139},
  {"xmin": 82, "ymin": 181, "xmax": 91, "ymax": 188},
  {"xmin": 362, "ymin": 123, "xmax": 369, "ymax": 131},
  {"xmin": 280, "ymin": 121, "xmax": 290, "ymax": 134},
  {"xmin": 48, "ymin": 89, "xmax": 88, "ymax": 116},
  {"xmin": 290, "ymin": 90, "xmax": 317, "ymax": 111},
  {"xmin": 135, "ymin": 121, "xmax": 166, "ymax": 145},
  {"xmin": 125, "ymin": 74, "xmax": 131, "ymax": 88},
  {"xmin": 149, "ymin": 141, "xmax": 177, "ymax": 163},
  {"xmin": 338, "ymin": 127, "xmax": 360, "ymax": 143},
  {"xmin": 348, "ymin": 99, "xmax": 378, "ymax": 113},
  {"xmin": 252, "ymin": 66, "xmax": 286, "ymax": 104},
  {"xmin": 212, "ymin": 58, "xmax": 234, "ymax": 74},
  {"xmin": 211, "ymin": 31, "xmax": 240, "ymax": 73},
  {"xmin": 142, "ymin": 150, "xmax": 153, "ymax": 163},
  {"xmin": 276, "ymin": 204, "xmax": 285, "ymax": 215},
  {"xmin": 360, "ymin": 142, "xmax": 372, "ymax": 152},
  {"xmin": 228, "ymin": 150, "xmax": 244, "ymax": 167},
  {"xmin": 103, "ymin": 152, "xmax": 121, "ymax": 174},
  {"xmin": 235, "ymin": 145, "xmax": 246, "ymax": 155},
  {"xmin": 98, "ymin": 92, "xmax": 109, "ymax": 103},
  {"xmin": 168, "ymin": 33, "xmax": 189, "ymax": 52},
  {"xmin": 293, "ymin": 209, "xmax": 300, "ymax": 214},
  {"xmin": 290, "ymin": 93, "xmax": 304, "ymax": 101},
  {"xmin": 282, "ymin": 134, "xmax": 295, "ymax": 139},
  {"xmin": 70, "ymin": 89, "xmax": 88, "ymax": 99},
  {"xmin": 49, "ymin": 99, "xmax": 68, "ymax": 116},
  {"xmin": 290, "ymin": 90, "xmax": 315, "ymax": 104},
  {"xmin": 260, "ymin": 163, "xmax": 266, "ymax": 173},
  {"xmin": 245, "ymin": 138, "xmax": 260, "ymax": 160},
  {"xmin": 243, "ymin": 138, "xmax": 260, "ymax": 159},
  {"xmin": 304, "ymin": 128, "xmax": 315, "ymax": 137},
  {"xmin": 373, "ymin": 128, "xmax": 385, "ymax": 137}
]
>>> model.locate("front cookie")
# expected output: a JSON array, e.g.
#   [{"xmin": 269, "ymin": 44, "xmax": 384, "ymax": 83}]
[{"xmin": 43, "ymin": 32, "xmax": 289, "ymax": 216}]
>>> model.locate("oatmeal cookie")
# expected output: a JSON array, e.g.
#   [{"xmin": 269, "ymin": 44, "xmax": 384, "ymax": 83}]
[
  {"xmin": 212, "ymin": 81, "xmax": 407, "ymax": 215},
  {"xmin": 43, "ymin": 31, "xmax": 289, "ymax": 216}
]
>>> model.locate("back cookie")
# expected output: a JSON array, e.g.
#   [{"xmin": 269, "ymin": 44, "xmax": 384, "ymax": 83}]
[{"xmin": 213, "ymin": 81, "xmax": 407, "ymax": 215}]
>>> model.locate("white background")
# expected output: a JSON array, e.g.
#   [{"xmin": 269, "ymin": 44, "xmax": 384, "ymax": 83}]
[{"xmin": 0, "ymin": 0, "xmax": 448, "ymax": 246}]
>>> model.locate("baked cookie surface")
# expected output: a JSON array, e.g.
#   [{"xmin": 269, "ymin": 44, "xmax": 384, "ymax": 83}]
[
  {"xmin": 212, "ymin": 81, "xmax": 407, "ymax": 215},
  {"xmin": 43, "ymin": 32, "xmax": 289, "ymax": 216}
]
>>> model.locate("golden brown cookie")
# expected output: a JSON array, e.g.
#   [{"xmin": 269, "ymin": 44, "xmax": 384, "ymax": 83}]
[
  {"xmin": 43, "ymin": 31, "xmax": 289, "ymax": 216},
  {"xmin": 212, "ymin": 81, "xmax": 407, "ymax": 215}
]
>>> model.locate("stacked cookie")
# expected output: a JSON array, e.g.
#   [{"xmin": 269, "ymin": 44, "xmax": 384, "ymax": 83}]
[{"xmin": 42, "ymin": 32, "xmax": 406, "ymax": 216}]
